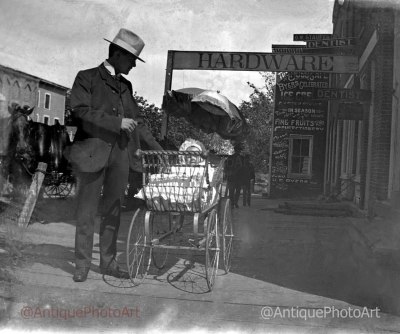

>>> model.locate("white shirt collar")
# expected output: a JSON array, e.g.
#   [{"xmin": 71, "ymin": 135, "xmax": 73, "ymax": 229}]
[{"xmin": 104, "ymin": 60, "xmax": 119, "ymax": 77}]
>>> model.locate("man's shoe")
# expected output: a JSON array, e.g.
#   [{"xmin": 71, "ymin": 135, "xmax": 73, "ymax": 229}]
[
  {"xmin": 73, "ymin": 268, "xmax": 89, "ymax": 282},
  {"xmin": 101, "ymin": 267, "xmax": 130, "ymax": 279}
]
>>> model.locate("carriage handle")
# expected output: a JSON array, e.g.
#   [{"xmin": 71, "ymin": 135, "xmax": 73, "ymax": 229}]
[
  {"xmin": 135, "ymin": 149, "xmax": 211, "ymax": 186},
  {"xmin": 135, "ymin": 149, "xmax": 208, "ymax": 159}
]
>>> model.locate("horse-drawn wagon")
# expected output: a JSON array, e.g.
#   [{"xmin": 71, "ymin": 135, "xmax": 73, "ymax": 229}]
[{"xmin": 1, "ymin": 103, "xmax": 76, "ymax": 200}]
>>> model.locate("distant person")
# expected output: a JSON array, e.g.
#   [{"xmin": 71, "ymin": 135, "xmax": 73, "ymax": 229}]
[
  {"xmin": 241, "ymin": 155, "xmax": 255, "ymax": 207},
  {"xmin": 67, "ymin": 28, "xmax": 146, "ymax": 282},
  {"xmin": 224, "ymin": 143, "xmax": 244, "ymax": 208}
]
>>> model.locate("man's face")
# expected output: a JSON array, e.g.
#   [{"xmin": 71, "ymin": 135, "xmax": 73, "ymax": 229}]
[{"xmin": 116, "ymin": 51, "xmax": 137, "ymax": 75}]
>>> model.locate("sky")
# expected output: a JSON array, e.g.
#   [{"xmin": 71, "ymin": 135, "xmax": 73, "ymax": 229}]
[{"xmin": 0, "ymin": 0, "xmax": 334, "ymax": 108}]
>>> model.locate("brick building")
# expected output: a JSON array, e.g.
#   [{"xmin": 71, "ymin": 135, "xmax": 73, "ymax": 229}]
[
  {"xmin": 324, "ymin": 0, "xmax": 400, "ymax": 214},
  {"xmin": 0, "ymin": 64, "xmax": 68, "ymax": 125}
]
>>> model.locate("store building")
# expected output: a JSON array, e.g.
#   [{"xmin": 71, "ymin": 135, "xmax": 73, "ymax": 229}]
[
  {"xmin": 324, "ymin": 0, "xmax": 400, "ymax": 215},
  {"xmin": 0, "ymin": 64, "xmax": 68, "ymax": 125},
  {"xmin": 270, "ymin": 72, "xmax": 329, "ymax": 198}
]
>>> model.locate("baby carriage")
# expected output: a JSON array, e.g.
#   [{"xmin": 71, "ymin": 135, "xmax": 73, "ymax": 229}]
[{"xmin": 126, "ymin": 149, "xmax": 233, "ymax": 291}]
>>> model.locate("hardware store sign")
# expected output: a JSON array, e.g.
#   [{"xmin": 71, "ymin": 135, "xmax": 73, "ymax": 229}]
[{"xmin": 171, "ymin": 51, "xmax": 358, "ymax": 73}]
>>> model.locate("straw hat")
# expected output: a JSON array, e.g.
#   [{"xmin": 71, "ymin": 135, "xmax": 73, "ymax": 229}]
[{"xmin": 104, "ymin": 28, "xmax": 145, "ymax": 62}]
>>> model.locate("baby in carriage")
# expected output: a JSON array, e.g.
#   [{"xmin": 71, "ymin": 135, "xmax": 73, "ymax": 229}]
[{"xmin": 137, "ymin": 138, "xmax": 218, "ymax": 211}]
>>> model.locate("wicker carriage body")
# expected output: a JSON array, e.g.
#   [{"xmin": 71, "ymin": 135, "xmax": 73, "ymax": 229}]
[{"xmin": 139, "ymin": 150, "xmax": 224, "ymax": 213}]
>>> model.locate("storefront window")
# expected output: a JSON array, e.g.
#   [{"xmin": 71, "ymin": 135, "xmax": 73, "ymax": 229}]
[{"xmin": 288, "ymin": 135, "xmax": 313, "ymax": 177}]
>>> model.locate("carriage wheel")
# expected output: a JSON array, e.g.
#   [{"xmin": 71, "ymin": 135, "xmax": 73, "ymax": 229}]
[
  {"xmin": 219, "ymin": 198, "xmax": 234, "ymax": 273},
  {"xmin": 205, "ymin": 209, "xmax": 219, "ymax": 290},
  {"xmin": 151, "ymin": 212, "xmax": 169, "ymax": 270},
  {"xmin": 126, "ymin": 208, "xmax": 152, "ymax": 285},
  {"xmin": 43, "ymin": 173, "xmax": 73, "ymax": 198}
]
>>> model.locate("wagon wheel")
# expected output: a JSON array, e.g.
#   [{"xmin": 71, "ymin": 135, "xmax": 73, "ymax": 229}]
[
  {"xmin": 43, "ymin": 172, "xmax": 73, "ymax": 198},
  {"xmin": 205, "ymin": 209, "xmax": 220, "ymax": 290},
  {"xmin": 218, "ymin": 197, "xmax": 233, "ymax": 273},
  {"xmin": 126, "ymin": 208, "xmax": 152, "ymax": 285}
]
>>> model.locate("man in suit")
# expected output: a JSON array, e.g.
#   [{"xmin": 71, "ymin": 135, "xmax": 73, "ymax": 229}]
[
  {"xmin": 67, "ymin": 28, "xmax": 146, "ymax": 282},
  {"xmin": 224, "ymin": 143, "xmax": 244, "ymax": 209},
  {"xmin": 241, "ymin": 155, "xmax": 255, "ymax": 207}
]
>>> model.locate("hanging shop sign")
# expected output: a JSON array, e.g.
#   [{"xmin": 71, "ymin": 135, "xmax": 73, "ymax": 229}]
[
  {"xmin": 170, "ymin": 51, "xmax": 358, "ymax": 73},
  {"xmin": 272, "ymin": 45, "xmax": 307, "ymax": 54},
  {"xmin": 272, "ymin": 43, "xmax": 355, "ymax": 55},
  {"xmin": 293, "ymin": 34, "xmax": 333, "ymax": 41},
  {"xmin": 306, "ymin": 38, "xmax": 355, "ymax": 48},
  {"xmin": 280, "ymin": 88, "xmax": 371, "ymax": 102},
  {"xmin": 316, "ymin": 88, "xmax": 370, "ymax": 101}
]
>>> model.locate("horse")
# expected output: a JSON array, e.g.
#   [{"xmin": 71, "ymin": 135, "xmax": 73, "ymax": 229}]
[{"xmin": 2, "ymin": 103, "xmax": 73, "ymax": 198}]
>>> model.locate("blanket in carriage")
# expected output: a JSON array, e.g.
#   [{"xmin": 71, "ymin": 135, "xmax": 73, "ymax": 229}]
[{"xmin": 136, "ymin": 165, "xmax": 218, "ymax": 212}]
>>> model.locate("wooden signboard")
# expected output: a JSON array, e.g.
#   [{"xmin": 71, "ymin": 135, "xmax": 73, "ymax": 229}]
[
  {"xmin": 294, "ymin": 34, "xmax": 333, "ymax": 41},
  {"xmin": 160, "ymin": 48, "xmax": 360, "ymax": 138},
  {"xmin": 170, "ymin": 51, "xmax": 359, "ymax": 74},
  {"xmin": 270, "ymin": 72, "xmax": 329, "ymax": 196},
  {"xmin": 306, "ymin": 38, "xmax": 355, "ymax": 48},
  {"xmin": 272, "ymin": 45, "xmax": 306, "ymax": 54},
  {"xmin": 272, "ymin": 45, "xmax": 354, "ymax": 56},
  {"xmin": 279, "ymin": 88, "xmax": 371, "ymax": 102}
]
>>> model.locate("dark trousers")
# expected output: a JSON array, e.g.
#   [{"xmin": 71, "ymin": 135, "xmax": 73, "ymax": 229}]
[
  {"xmin": 74, "ymin": 142, "xmax": 129, "ymax": 270},
  {"xmin": 242, "ymin": 180, "xmax": 251, "ymax": 206},
  {"xmin": 227, "ymin": 180, "xmax": 241, "ymax": 207}
]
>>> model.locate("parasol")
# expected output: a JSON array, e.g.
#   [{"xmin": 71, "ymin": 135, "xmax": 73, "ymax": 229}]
[{"xmin": 162, "ymin": 87, "xmax": 248, "ymax": 140}]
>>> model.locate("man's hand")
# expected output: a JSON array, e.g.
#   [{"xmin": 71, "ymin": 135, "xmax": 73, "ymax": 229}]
[{"xmin": 121, "ymin": 118, "xmax": 137, "ymax": 133}]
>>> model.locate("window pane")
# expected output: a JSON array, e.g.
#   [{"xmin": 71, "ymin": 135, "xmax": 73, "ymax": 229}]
[
  {"xmin": 300, "ymin": 139, "xmax": 310, "ymax": 156},
  {"xmin": 291, "ymin": 156, "xmax": 302, "ymax": 173},
  {"xmin": 289, "ymin": 136, "xmax": 312, "ymax": 176},
  {"xmin": 302, "ymin": 157, "xmax": 310, "ymax": 173},
  {"xmin": 293, "ymin": 139, "xmax": 301, "ymax": 155},
  {"xmin": 45, "ymin": 94, "xmax": 50, "ymax": 109}
]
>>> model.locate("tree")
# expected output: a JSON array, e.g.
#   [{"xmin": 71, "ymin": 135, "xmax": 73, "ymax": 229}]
[
  {"xmin": 239, "ymin": 73, "xmax": 275, "ymax": 173},
  {"xmin": 133, "ymin": 92, "xmax": 163, "ymax": 135}
]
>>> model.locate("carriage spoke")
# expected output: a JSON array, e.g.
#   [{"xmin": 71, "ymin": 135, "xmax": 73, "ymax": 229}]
[{"xmin": 43, "ymin": 173, "xmax": 73, "ymax": 198}]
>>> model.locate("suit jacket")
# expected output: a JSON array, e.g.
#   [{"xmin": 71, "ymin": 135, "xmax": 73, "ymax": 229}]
[
  {"xmin": 137, "ymin": 123, "xmax": 163, "ymax": 151},
  {"xmin": 66, "ymin": 64, "xmax": 142, "ymax": 173},
  {"xmin": 224, "ymin": 153, "xmax": 244, "ymax": 184}
]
